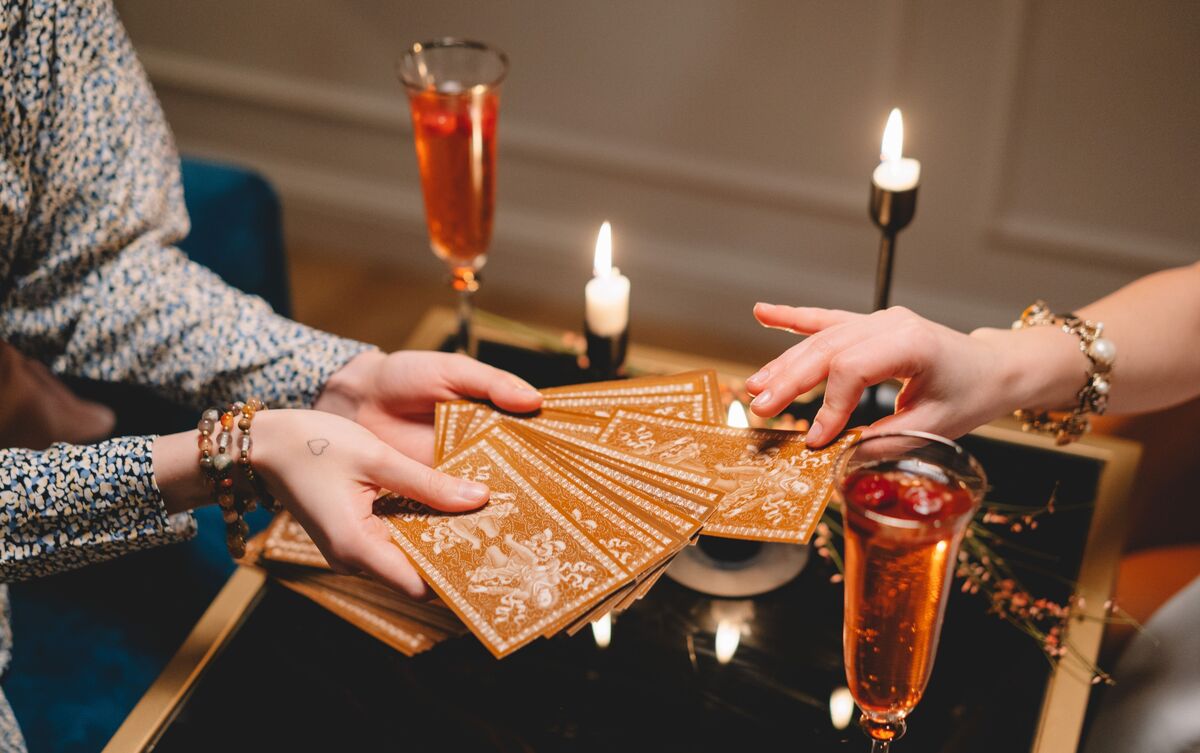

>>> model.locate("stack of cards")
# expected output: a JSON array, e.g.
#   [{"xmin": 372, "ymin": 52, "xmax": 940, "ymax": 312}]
[
  {"xmin": 241, "ymin": 512, "xmax": 467, "ymax": 656},
  {"xmin": 379, "ymin": 370, "xmax": 858, "ymax": 658}
]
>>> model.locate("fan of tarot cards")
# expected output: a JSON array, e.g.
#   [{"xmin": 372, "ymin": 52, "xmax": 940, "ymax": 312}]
[{"xmin": 245, "ymin": 371, "xmax": 858, "ymax": 659}]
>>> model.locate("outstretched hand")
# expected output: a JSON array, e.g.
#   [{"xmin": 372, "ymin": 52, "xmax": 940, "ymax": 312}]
[{"xmin": 745, "ymin": 303, "xmax": 1018, "ymax": 446}]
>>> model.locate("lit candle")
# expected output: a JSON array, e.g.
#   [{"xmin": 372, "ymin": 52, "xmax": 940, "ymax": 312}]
[
  {"xmin": 871, "ymin": 108, "xmax": 921, "ymax": 193},
  {"xmin": 726, "ymin": 400, "xmax": 749, "ymax": 429},
  {"xmin": 584, "ymin": 221, "xmax": 630, "ymax": 337}
]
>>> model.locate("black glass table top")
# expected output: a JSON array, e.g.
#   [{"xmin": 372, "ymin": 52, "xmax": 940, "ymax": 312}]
[{"xmin": 151, "ymin": 335, "xmax": 1115, "ymax": 753}]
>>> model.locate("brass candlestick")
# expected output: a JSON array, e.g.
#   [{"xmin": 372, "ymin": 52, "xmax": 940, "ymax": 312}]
[
  {"xmin": 868, "ymin": 182, "xmax": 918, "ymax": 311},
  {"xmin": 584, "ymin": 323, "xmax": 628, "ymax": 379}
]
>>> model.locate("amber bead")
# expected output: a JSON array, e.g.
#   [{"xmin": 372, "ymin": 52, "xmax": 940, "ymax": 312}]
[
  {"xmin": 247, "ymin": 398, "xmax": 264, "ymax": 411},
  {"xmin": 221, "ymin": 508, "xmax": 239, "ymax": 524},
  {"xmin": 219, "ymin": 477, "xmax": 233, "ymax": 489},
  {"xmin": 245, "ymin": 499, "xmax": 258, "ymax": 512},
  {"xmin": 219, "ymin": 413, "xmax": 234, "ymax": 430},
  {"xmin": 217, "ymin": 492, "xmax": 235, "ymax": 508},
  {"xmin": 197, "ymin": 436, "xmax": 212, "ymax": 452}
]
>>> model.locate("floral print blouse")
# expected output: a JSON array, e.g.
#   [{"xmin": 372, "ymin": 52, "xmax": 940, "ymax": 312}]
[{"xmin": 0, "ymin": 1, "xmax": 372, "ymax": 747}]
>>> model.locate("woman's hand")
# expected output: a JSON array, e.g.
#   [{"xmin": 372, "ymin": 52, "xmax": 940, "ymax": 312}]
[
  {"xmin": 248, "ymin": 408, "xmax": 495, "ymax": 597},
  {"xmin": 315, "ymin": 351, "xmax": 543, "ymax": 464},
  {"xmin": 744, "ymin": 303, "xmax": 1073, "ymax": 447}
]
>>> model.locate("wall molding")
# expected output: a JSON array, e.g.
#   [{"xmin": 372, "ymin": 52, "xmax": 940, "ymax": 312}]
[
  {"xmin": 979, "ymin": 0, "xmax": 1198, "ymax": 271},
  {"xmin": 142, "ymin": 46, "xmax": 1030, "ymax": 335},
  {"xmin": 139, "ymin": 47, "xmax": 865, "ymax": 224}
]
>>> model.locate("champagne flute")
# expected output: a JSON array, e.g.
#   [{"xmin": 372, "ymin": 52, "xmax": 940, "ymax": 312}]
[
  {"xmin": 397, "ymin": 39, "xmax": 508, "ymax": 357},
  {"xmin": 835, "ymin": 432, "xmax": 986, "ymax": 751}
]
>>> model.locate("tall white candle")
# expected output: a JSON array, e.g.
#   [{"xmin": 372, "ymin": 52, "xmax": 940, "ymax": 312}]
[
  {"xmin": 585, "ymin": 221, "xmax": 630, "ymax": 337},
  {"xmin": 871, "ymin": 108, "xmax": 921, "ymax": 192}
]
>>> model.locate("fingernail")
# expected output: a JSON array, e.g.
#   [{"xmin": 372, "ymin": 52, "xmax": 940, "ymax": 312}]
[
  {"xmin": 458, "ymin": 481, "xmax": 489, "ymax": 504},
  {"xmin": 750, "ymin": 390, "xmax": 772, "ymax": 408},
  {"xmin": 755, "ymin": 302, "xmax": 775, "ymax": 311},
  {"xmin": 510, "ymin": 376, "xmax": 538, "ymax": 393},
  {"xmin": 746, "ymin": 368, "xmax": 769, "ymax": 387},
  {"xmin": 808, "ymin": 420, "xmax": 824, "ymax": 443}
]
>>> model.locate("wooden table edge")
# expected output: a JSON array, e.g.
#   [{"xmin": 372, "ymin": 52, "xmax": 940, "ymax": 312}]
[{"xmin": 103, "ymin": 566, "xmax": 267, "ymax": 752}]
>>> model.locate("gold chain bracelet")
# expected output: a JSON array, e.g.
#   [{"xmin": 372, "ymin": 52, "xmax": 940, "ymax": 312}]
[{"xmin": 1011, "ymin": 301, "xmax": 1115, "ymax": 445}]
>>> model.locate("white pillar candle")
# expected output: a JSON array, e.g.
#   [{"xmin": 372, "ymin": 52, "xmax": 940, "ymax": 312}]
[
  {"xmin": 871, "ymin": 108, "xmax": 921, "ymax": 192},
  {"xmin": 585, "ymin": 221, "xmax": 630, "ymax": 337}
]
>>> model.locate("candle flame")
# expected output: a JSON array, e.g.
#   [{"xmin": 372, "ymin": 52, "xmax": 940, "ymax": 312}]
[
  {"xmin": 881, "ymin": 108, "xmax": 904, "ymax": 162},
  {"xmin": 829, "ymin": 686, "xmax": 855, "ymax": 729},
  {"xmin": 591, "ymin": 613, "xmax": 612, "ymax": 649},
  {"xmin": 714, "ymin": 619, "xmax": 741, "ymax": 664},
  {"xmin": 593, "ymin": 221, "xmax": 613, "ymax": 277},
  {"xmin": 726, "ymin": 400, "xmax": 749, "ymax": 428}
]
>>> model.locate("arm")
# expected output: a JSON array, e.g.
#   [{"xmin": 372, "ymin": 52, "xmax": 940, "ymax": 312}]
[
  {"xmin": 747, "ymin": 262, "xmax": 1200, "ymax": 446},
  {"xmin": 0, "ymin": 438, "xmax": 194, "ymax": 582},
  {"xmin": 0, "ymin": 0, "xmax": 370, "ymax": 411}
]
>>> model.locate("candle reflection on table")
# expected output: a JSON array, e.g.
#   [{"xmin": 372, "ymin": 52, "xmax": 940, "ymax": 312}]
[
  {"xmin": 830, "ymin": 686, "xmax": 855, "ymax": 730},
  {"xmin": 591, "ymin": 612, "xmax": 613, "ymax": 649},
  {"xmin": 714, "ymin": 620, "xmax": 741, "ymax": 664},
  {"xmin": 709, "ymin": 599, "xmax": 755, "ymax": 665}
]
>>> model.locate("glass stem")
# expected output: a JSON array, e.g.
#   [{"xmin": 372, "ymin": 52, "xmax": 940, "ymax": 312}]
[
  {"xmin": 456, "ymin": 286, "xmax": 477, "ymax": 358},
  {"xmin": 869, "ymin": 740, "xmax": 891, "ymax": 753}
]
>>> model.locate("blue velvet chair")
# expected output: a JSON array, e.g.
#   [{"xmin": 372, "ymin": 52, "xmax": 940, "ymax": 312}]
[{"xmin": 4, "ymin": 157, "xmax": 289, "ymax": 752}]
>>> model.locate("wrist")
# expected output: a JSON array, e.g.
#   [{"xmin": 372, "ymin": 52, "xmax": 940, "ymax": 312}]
[
  {"xmin": 971, "ymin": 325, "xmax": 1089, "ymax": 415},
  {"xmin": 153, "ymin": 430, "xmax": 213, "ymax": 515},
  {"xmin": 314, "ymin": 349, "xmax": 385, "ymax": 419}
]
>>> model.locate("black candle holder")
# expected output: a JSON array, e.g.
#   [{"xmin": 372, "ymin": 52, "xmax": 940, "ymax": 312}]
[
  {"xmin": 868, "ymin": 182, "xmax": 918, "ymax": 311},
  {"xmin": 584, "ymin": 323, "xmax": 628, "ymax": 379}
]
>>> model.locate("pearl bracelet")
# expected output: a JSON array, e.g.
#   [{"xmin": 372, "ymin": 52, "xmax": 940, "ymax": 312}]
[{"xmin": 1011, "ymin": 301, "xmax": 1115, "ymax": 445}]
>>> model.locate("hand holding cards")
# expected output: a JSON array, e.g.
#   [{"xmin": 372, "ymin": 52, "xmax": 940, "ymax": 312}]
[{"xmin": 381, "ymin": 370, "xmax": 858, "ymax": 658}]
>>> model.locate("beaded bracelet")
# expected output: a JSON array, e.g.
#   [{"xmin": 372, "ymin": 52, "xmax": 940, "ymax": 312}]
[
  {"xmin": 1011, "ymin": 301, "xmax": 1115, "ymax": 445},
  {"xmin": 198, "ymin": 398, "xmax": 276, "ymax": 559}
]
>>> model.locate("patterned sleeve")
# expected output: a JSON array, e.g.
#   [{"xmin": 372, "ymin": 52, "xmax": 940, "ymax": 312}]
[
  {"xmin": 0, "ymin": 437, "xmax": 194, "ymax": 582},
  {"xmin": 0, "ymin": 1, "xmax": 375, "ymax": 412}
]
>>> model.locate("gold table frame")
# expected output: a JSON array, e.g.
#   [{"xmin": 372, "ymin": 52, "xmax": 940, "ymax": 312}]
[{"xmin": 104, "ymin": 307, "xmax": 1140, "ymax": 753}]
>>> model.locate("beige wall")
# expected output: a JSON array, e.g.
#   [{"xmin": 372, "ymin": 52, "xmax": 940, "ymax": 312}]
[{"xmin": 115, "ymin": 0, "xmax": 1199, "ymax": 351}]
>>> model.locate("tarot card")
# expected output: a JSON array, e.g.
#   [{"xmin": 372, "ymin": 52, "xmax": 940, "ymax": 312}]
[
  {"xmin": 379, "ymin": 435, "xmax": 629, "ymax": 658},
  {"xmin": 597, "ymin": 410, "xmax": 859, "ymax": 543},
  {"xmin": 543, "ymin": 370, "xmax": 723, "ymax": 423}
]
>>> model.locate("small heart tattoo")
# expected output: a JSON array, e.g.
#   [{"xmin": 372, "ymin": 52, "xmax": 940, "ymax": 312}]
[{"xmin": 307, "ymin": 438, "xmax": 330, "ymax": 456}]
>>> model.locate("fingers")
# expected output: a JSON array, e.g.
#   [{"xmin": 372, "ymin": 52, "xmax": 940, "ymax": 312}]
[
  {"xmin": 334, "ymin": 519, "xmax": 431, "ymax": 599},
  {"xmin": 368, "ymin": 445, "xmax": 490, "ymax": 512},
  {"xmin": 748, "ymin": 324, "xmax": 874, "ymax": 416},
  {"xmin": 746, "ymin": 305, "xmax": 864, "ymax": 398},
  {"xmin": 753, "ymin": 302, "xmax": 860, "ymax": 334},
  {"xmin": 804, "ymin": 338, "xmax": 911, "ymax": 446},
  {"xmin": 748, "ymin": 307, "xmax": 930, "ymax": 418},
  {"xmin": 438, "ymin": 354, "xmax": 543, "ymax": 413}
]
